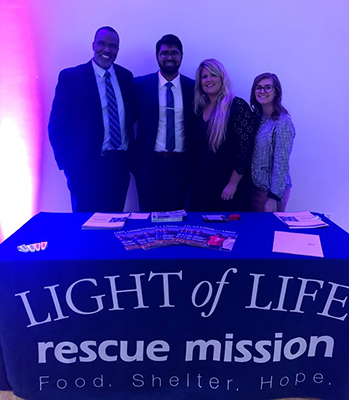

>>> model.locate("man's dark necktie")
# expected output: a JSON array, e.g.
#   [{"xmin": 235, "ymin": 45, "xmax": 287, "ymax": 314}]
[
  {"xmin": 105, "ymin": 70, "xmax": 121, "ymax": 149},
  {"xmin": 165, "ymin": 82, "xmax": 175, "ymax": 152}
]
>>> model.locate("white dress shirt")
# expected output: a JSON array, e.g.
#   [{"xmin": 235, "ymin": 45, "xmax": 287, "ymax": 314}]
[
  {"xmin": 154, "ymin": 70, "xmax": 185, "ymax": 152},
  {"xmin": 92, "ymin": 59, "xmax": 127, "ymax": 151}
]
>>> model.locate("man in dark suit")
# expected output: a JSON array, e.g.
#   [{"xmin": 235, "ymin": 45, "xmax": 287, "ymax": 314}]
[
  {"xmin": 132, "ymin": 34, "xmax": 195, "ymax": 212},
  {"xmin": 49, "ymin": 26, "xmax": 133, "ymax": 212}
]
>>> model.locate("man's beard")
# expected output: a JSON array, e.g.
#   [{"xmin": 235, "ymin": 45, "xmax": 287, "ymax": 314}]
[{"xmin": 159, "ymin": 60, "xmax": 180, "ymax": 76}]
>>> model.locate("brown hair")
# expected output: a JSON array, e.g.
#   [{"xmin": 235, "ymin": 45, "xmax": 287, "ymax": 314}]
[{"xmin": 250, "ymin": 72, "xmax": 288, "ymax": 120}]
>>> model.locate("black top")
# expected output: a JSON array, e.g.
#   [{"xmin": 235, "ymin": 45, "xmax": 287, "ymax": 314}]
[{"xmin": 189, "ymin": 97, "xmax": 255, "ymax": 211}]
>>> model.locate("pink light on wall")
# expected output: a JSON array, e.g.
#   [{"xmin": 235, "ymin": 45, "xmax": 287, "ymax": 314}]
[{"xmin": 0, "ymin": 1, "xmax": 41, "ymax": 242}]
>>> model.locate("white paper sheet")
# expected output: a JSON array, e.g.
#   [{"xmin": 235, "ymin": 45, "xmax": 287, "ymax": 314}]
[{"xmin": 272, "ymin": 231, "xmax": 324, "ymax": 258}]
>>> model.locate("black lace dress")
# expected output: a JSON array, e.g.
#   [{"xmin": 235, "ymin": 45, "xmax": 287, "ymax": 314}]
[{"xmin": 189, "ymin": 97, "xmax": 255, "ymax": 212}]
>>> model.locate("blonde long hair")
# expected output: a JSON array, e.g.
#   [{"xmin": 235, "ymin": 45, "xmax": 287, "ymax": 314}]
[{"xmin": 194, "ymin": 59, "xmax": 234, "ymax": 152}]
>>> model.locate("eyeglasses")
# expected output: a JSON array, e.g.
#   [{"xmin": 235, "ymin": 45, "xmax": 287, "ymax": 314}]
[
  {"xmin": 96, "ymin": 41, "xmax": 119, "ymax": 51},
  {"xmin": 159, "ymin": 50, "xmax": 181, "ymax": 59},
  {"xmin": 255, "ymin": 84, "xmax": 274, "ymax": 93}
]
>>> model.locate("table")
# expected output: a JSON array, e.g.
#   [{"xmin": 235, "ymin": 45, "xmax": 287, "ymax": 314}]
[{"xmin": 0, "ymin": 212, "xmax": 348, "ymax": 400}]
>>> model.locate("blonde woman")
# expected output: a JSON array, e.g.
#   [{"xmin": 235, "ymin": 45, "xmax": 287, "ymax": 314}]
[{"xmin": 189, "ymin": 59, "xmax": 254, "ymax": 211}]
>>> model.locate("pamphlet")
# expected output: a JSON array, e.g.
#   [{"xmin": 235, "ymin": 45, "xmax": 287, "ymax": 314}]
[
  {"xmin": 156, "ymin": 226, "xmax": 180, "ymax": 246},
  {"xmin": 114, "ymin": 232, "xmax": 140, "ymax": 251},
  {"xmin": 115, "ymin": 225, "xmax": 238, "ymax": 252},
  {"xmin": 173, "ymin": 226, "xmax": 238, "ymax": 251},
  {"xmin": 82, "ymin": 213, "xmax": 129, "ymax": 230},
  {"xmin": 274, "ymin": 211, "xmax": 328, "ymax": 229},
  {"xmin": 126, "ymin": 229, "xmax": 151, "ymax": 249},
  {"xmin": 142, "ymin": 227, "xmax": 163, "ymax": 249},
  {"xmin": 151, "ymin": 210, "xmax": 187, "ymax": 222}
]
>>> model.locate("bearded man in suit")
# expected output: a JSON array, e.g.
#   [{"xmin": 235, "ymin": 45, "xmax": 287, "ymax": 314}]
[{"xmin": 132, "ymin": 34, "xmax": 195, "ymax": 212}]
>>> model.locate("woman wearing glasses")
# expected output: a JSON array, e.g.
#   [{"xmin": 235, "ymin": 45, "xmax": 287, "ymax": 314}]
[
  {"xmin": 189, "ymin": 59, "xmax": 254, "ymax": 211},
  {"xmin": 250, "ymin": 73, "xmax": 295, "ymax": 212}
]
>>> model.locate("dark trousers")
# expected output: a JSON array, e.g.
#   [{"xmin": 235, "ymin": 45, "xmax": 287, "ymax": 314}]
[
  {"xmin": 66, "ymin": 151, "xmax": 130, "ymax": 213},
  {"xmin": 137, "ymin": 152, "xmax": 189, "ymax": 212}
]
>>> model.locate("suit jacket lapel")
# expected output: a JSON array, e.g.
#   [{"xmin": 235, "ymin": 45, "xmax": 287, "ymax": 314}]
[
  {"xmin": 180, "ymin": 75, "xmax": 194, "ymax": 141},
  {"xmin": 151, "ymin": 72, "xmax": 160, "ymax": 123},
  {"xmin": 84, "ymin": 61, "xmax": 104, "ymax": 139},
  {"xmin": 147, "ymin": 73, "xmax": 160, "ymax": 145},
  {"xmin": 85, "ymin": 60, "xmax": 102, "ymax": 106},
  {"xmin": 180, "ymin": 75, "xmax": 190, "ymax": 115},
  {"xmin": 114, "ymin": 65, "xmax": 128, "ymax": 102}
]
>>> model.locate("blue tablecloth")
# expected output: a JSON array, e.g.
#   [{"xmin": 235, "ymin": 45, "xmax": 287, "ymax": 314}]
[{"xmin": 0, "ymin": 212, "xmax": 348, "ymax": 400}]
